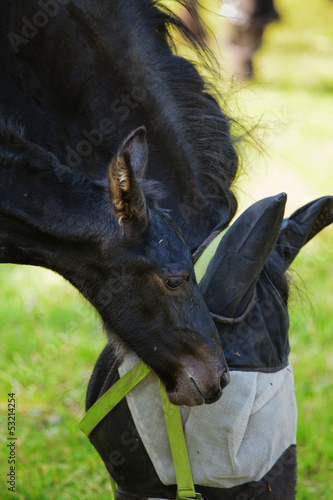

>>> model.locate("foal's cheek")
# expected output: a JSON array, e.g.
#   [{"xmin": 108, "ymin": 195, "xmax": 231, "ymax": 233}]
[
  {"xmin": 139, "ymin": 302, "xmax": 159, "ymax": 321},
  {"xmin": 139, "ymin": 295, "xmax": 169, "ymax": 326}
]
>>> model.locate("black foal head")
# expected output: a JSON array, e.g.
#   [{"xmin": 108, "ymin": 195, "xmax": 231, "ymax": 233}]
[
  {"xmin": 95, "ymin": 127, "xmax": 228, "ymax": 406},
  {"xmin": 0, "ymin": 121, "xmax": 228, "ymax": 406}
]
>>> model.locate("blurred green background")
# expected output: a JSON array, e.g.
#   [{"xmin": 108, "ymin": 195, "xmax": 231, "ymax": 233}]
[{"xmin": 1, "ymin": 0, "xmax": 333, "ymax": 498}]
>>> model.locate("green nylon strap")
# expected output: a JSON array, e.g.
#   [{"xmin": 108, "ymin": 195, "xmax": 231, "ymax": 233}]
[
  {"xmin": 158, "ymin": 380, "xmax": 196, "ymax": 499},
  {"xmin": 79, "ymin": 228, "xmax": 228, "ymax": 499},
  {"xmin": 79, "ymin": 361, "xmax": 152, "ymax": 437},
  {"xmin": 194, "ymin": 227, "xmax": 228, "ymax": 285},
  {"xmin": 81, "ymin": 361, "xmax": 199, "ymax": 500}
]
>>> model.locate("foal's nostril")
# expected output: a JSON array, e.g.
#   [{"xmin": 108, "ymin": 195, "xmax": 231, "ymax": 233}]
[
  {"xmin": 204, "ymin": 389, "xmax": 222, "ymax": 405},
  {"xmin": 220, "ymin": 370, "xmax": 230, "ymax": 391}
]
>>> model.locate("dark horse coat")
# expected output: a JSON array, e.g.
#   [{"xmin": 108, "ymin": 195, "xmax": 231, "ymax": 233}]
[{"xmin": 0, "ymin": 1, "xmax": 332, "ymax": 499}]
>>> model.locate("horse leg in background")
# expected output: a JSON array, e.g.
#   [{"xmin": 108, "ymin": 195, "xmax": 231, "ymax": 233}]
[{"xmin": 221, "ymin": 0, "xmax": 280, "ymax": 78}]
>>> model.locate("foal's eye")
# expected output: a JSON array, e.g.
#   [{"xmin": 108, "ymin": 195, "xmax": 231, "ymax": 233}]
[{"xmin": 165, "ymin": 277, "xmax": 184, "ymax": 290}]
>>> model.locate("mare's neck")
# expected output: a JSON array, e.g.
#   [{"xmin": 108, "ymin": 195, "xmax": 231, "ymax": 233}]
[
  {"xmin": 0, "ymin": 121, "xmax": 113, "ymax": 271},
  {"xmin": 2, "ymin": 0, "xmax": 238, "ymax": 250}
]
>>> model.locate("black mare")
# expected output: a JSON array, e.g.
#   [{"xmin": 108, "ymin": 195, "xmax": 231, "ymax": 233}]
[{"xmin": 1, "ymin": 1, "xmax": 332, "ymax": 499}]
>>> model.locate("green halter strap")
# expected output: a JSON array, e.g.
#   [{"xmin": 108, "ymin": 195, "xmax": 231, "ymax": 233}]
[
  {"xmin": 79, "ymin": 227, "xmax": 228, "ymax": 500},
  {"xmin": 193, "ymin": 228, "xmax": 228, "ymax": 286}
]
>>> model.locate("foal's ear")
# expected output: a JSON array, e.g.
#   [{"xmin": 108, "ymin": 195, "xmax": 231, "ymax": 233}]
[{"xmin": 109, "ymin": 126, "xmax": 148, "ymax": 231}]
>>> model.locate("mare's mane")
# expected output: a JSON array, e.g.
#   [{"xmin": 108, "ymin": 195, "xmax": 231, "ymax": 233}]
[{"xmin": 120, "ymin": 0, "xmax": 239, "ymax": 223}]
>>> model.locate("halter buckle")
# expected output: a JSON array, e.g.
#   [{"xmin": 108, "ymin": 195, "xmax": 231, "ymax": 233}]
[{"xmin": 176, "ymin": 493, "xmax": 203, "ymax": 500}]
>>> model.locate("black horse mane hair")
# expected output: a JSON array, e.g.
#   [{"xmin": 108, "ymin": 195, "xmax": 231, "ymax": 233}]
[
  {"xmin": 119, "ymin": 0, "xmax": 240, "ymax": 224},
  {"xmin": 161, "ymin": 1, "xmax": 239, "ymax": 221}
]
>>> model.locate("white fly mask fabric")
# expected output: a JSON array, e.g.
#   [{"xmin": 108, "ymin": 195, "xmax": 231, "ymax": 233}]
[{"xmin": 119, "ymin": 354, "xmax": 297, "ymax": 489}]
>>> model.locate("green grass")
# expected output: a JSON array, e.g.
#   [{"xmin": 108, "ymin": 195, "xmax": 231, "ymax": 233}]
[
  {"xmin": 288, "ymin": 236, "xmax": 333, "ymax": 499},
  {"xmin": 1, "ymin": 0, "xmax": 333, "ymax": 498},
  {"xmin": 0, "ymin": 267, "xmax": 110, "ymax": 499},
  {"xmin": 224, "ymin": 0, "xmax": 333, "ymax": 497}
]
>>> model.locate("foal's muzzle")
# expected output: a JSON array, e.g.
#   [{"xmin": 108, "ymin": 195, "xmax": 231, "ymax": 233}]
[{"xmin": 167, "ymin": 354, "xmax": 229, "ymax": 406}]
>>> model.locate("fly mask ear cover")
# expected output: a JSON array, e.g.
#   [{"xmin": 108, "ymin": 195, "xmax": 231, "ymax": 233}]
[
  {"xmin": 201, "ymin": 195, "xmax": 333, "ymax": 372},
  {"xmin": 201, "ymin": 193, "xmax": 289, "ymax": 371},
  {"xmin": 201, "ymin": 193, "xmax": 287, "ymax": 318},
  {"xmin": 276, "ymin": 196, "xmax": 333, "ymax": 272}
]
